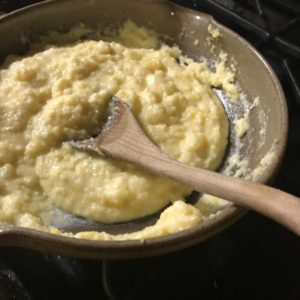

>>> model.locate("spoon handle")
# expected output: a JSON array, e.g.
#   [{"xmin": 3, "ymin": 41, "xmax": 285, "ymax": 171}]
[{"xmin": 98, "ymin": 104, "xmax": 300, "ymax": 236}]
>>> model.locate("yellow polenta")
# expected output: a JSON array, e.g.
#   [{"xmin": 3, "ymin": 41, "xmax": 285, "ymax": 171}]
[{"xmin": 0, "ymin": 22, "xmax": 233, "ymax": 239}]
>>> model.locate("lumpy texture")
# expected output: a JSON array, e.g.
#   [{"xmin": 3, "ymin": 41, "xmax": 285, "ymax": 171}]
[{"xmin": 0, "ymin": 21, "xmax": 234, "ymax": 239}]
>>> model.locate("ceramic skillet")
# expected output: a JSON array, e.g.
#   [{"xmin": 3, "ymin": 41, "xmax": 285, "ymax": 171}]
[{"xmin": 0, "ymin": 0, "xmax": 287, "ymax": 259}]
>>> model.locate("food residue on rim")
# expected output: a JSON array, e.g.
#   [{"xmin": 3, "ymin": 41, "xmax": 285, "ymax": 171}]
[{"xmin": 208, "ymin": 24, "xmax": 221, "ymax": 39}]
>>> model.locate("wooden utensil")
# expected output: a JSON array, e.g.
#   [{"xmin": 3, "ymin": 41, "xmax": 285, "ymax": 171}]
[{"xmin": 69, "ymin": 97, "xmax": 300, "ymax": 236}]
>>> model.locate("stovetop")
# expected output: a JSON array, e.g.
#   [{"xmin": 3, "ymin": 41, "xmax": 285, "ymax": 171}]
[{"xmin": 0, "ymin": 1, "xmax": 299, "ymax": 299}]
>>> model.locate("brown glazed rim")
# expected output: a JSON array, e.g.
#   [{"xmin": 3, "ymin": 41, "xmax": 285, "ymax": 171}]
[{"xmin": 0, "ymin": 0, "xmax": 288, "ymax": 259}]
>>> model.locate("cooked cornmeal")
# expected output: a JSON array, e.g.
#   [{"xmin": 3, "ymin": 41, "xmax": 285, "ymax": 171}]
[{"xmin": 0, "ymin": 21, "xmax": 236, "ymax": 240}]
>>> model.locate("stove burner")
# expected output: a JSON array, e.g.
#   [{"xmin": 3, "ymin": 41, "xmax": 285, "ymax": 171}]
[{"xmin": 0, "ymin": 0, "xmax": 299, "ymax": 299}]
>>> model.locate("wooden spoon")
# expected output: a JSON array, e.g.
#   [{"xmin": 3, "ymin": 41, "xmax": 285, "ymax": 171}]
[{"xmin": 69, "ymin": 97, "xmax": 300, "ymax": 236}]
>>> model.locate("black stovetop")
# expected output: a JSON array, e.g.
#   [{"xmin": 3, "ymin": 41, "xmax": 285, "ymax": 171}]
[{"xmin": 0, "ymin": 1, "xmax": 299, "ymax": 299}]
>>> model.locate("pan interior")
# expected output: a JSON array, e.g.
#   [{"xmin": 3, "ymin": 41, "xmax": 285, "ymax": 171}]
[{"xmin": 48, "ymin": 86, "xmax": 247, "ymax": 235}]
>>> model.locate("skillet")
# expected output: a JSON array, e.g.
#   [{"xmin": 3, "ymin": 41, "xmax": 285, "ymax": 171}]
[{"xmin": 0, "ymin": 0, "xmax": 287, "ymax": 259}]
